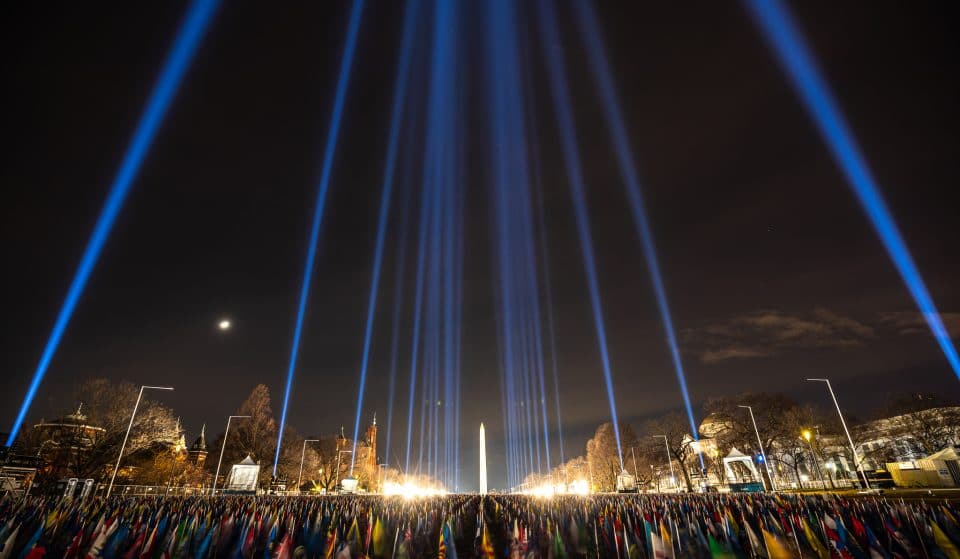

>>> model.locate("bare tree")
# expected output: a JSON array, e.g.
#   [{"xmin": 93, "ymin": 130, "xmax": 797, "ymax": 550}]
[
  {"xmin": 585, "ymin": 422, "xmax": 639, "ymax": 492},
  {"xmin": 703, "ymin": 393, "xmax": 823, "ymax": 488},
  {"xmin": 208, "ymin": 384, "xmax": 279, "ymax": 486},
  {"xmin": 642, "ymin": 412, "xmax": 698, "ymax": 491},
  {"xmin": 552, "ymin": 455, "xmax": 590, "ymax": 488},
  {"xmin": 31, "ymin": 379, "xmax": 180, "ymax": 482},
  {"xmin": 768, "ymin": 406, "xmax": 815, "ymax": 488},
  {"xmin": 881, "ymin": 393, "xmax": 960, "ymax": 456}
]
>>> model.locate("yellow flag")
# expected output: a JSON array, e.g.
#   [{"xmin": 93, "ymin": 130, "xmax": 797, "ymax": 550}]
[
  {"xmin": 933, "ymin": 521, "xmax": 960, "ymax": 559},
  {"xmin": 372, "ymin": 517, "xmax": 386, "ymax": 556},
  {"xmin": 762, "ymin": 528, "xmax": 794, "ymax": 559},
  {"xmin": 481, "ymin": 522, "xmax": 496, "ymax": 558},
  {"xmin": 802, "ymin": 518, "xmax": 830, "ymax": 559}
]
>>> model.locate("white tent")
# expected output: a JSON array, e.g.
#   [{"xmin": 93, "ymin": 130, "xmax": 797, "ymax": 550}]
[
  {"xmin": 723, "ymin": 447, "xmax": 760, "ymax": 483},
  {"xmin": 225, "ymin": 455, "xmax": 260, "ymax": 493}
]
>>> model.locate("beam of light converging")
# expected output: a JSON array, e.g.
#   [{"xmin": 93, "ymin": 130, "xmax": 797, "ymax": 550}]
[
  {"xmin": 383, "ymin": 129, "xmax": 417, "ymax": 471},
  {"xmin": 348, "ymin": 0, "xmax": 419, "ymax": 475},
  {"xmin": 745, "ymin": 0, "xmax": 960, "ymax": 380},
  {"xmin": 274, "ymin": 0, "xmax": 365, "ymax": 474},
  {"xmin": 5, "ymin": 0, "xmax": 221, "ymax": 446},
  {"xmin": 523, "ymin": 49, "xmax": 566, "ymax": 471},
  {"xmin": 405, "ymin": 0, "xmax": 462, "ymax": 479},
  {"xmin": 533, "ymin": 156, "xmax": 566, "ymax": 466},
  {"xmin": 484, "ymin": 0, "xmax": 557, "ymax": 487},
  {"xmin": 572, "ymin": 0, "xmax": 701, "ymax": 447},
  {"xmin": 403, "ymin": 162, "xmax": 431, "ymax": 474},
  {"xmin": 400, "ymin": 0, "xmax": 464, "ymax": 490},
  {"xmin": 536, "ymin": 0, "xmax": 625, "ymax": 469}
]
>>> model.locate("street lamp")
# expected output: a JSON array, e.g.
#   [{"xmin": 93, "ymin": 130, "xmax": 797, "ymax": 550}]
[
  {"xmin": 807, "ymin": 378, "xmax": 871, "ymax": 489},
  {"xmin": 212, "ymin": 415, "xmax": 250, "ymax": 495},
  {"xmin": 297, "ymin": 439, "xmax": 319, "ymax": 492},
  {"xmin": 107, "ymin": 385, "xmax": 174, "ymax": 498},
  {"xmin": 652, "ymin": 435, "xmax": 677, "ymax": 493},
  {"xmin": 738, "ymin": 405, "xmax": 777, "ymax": 491},
  {"xmin": 801, "ymin": 429, "xmax": 826, "ymax": 489}
]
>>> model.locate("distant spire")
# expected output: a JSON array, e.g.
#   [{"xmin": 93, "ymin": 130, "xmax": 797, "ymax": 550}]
[{"xmin": 191, "ymin": 423, "xmax": 207, "ymax": 452}]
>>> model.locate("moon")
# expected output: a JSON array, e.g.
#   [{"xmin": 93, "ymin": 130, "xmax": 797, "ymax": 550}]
[{"xmin": 218, "ymin": 319, "xmax": 231, "ymax": 331}]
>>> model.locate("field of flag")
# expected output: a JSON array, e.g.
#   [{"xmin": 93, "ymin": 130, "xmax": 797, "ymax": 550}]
[{"xmin": 1, "ymin": 492, "xmax": 959, "ymax": 558}]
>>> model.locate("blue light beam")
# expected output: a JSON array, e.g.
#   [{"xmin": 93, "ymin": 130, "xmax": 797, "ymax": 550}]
[
  {"xmin": 349, "ymin": 0, "xmax": 419, "ymax": 474},
  {"xmin": 745, "ymin": 0, "xmax": 960, "ymax": 380},
  {"xmin": 536, "ymin": 0, "xmax": 625, "ymax": 468},
  {"xmin": 572, "ymin": 0, "xmax": 700, "ymax": 439},
  {"xmin": 6, "ymin": 0, "xmax": 221, "ymax": 446},
  {"xmin": 274, "ymin": 0, "xmax": 365, "ymax": 474}
]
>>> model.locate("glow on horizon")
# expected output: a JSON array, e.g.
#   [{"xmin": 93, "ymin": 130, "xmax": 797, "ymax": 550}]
[
  {"xmin": 6, "ymin": 0, "xmax": 221, "ymax": 446},
  {"xmin": 274, "ymin": 0, "xmax": 366, "ymax": 474},
  {"xmin": 745, "ymin": 0, "xmax": 960, "ymax": 380}
]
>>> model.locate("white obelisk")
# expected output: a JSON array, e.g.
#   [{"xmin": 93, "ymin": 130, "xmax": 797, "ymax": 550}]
[{"xmin": 479, "ymin": 423, "xmax": 488, "ymax": 495}]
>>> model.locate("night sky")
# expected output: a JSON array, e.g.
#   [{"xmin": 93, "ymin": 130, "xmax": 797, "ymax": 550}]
[{"xmin": 3, "ymin": 2, "xmax": 958, "ymax": 490}]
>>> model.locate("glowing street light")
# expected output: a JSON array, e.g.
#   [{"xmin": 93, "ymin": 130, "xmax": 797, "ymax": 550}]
[
  {"xmin": 739, "ymin": 405, "xmax": 776, "ymax": 491},
  {"xmin": 212, "ymin": 415, "xmax": 250, "ymax": 495},
  {"xmin": 801, "ymin": 429, "xmax": 826, "ymax": 489},
  {"xmin": 652, "ymin": 435, "xmax": 677, "ymax": 493},
  {"xmin": 218, "ymin": 319, "xmax": 231, "ymax": 331},
  {"xmin": 297, "ymin": 439, "xmax": 319, "ymax": 492},
  {"xmin": 107, "ymin": 385, "xmax": 174, "ymax": 497},
  {"xmin": 808, "ymin": 378, "xmax": 871, "ymax": 489}
]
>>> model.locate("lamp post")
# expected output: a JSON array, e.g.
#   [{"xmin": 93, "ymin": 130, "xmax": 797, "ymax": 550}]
[
  {"xmin": 738, "ymin": 405, "xmax": 776, "ymax": 492},
  {"xmin": 107, "ymin": 385, "xmax": 174, "ymax": 498},
  {"xmin": 801, "ymin": 430, "xmax": 827, "ymax": 489},
  {"xmin": 212, "ymin": 415, "xmax": 250, "ymax": 495},
  {"xmin": 807, "ymin": 378, "xmax": 871, "ymax": 489},
  {"xmin": 653, "ymin": 435, "xmax": 676, "ymax": 493},
  {"xmin": 297, "ymin": 439, "xmax": 319, "ymax": 493}
]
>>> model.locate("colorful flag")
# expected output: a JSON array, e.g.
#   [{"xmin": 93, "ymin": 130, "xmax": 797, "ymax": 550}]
[
  {"xmin": 761, "ymin": 527, "xmax": 793, "ymax": 559},
  {"xmin": 0, "ymin": 526, "xmax": 20, "ymax": 559},
  {"xmin": 371, "ymin": 517, "xmax": 386, "ymax": 558},
  {"xmin": 932, "ymin": 520, "xmax": 960, "ymax": 559},
  {"xmin": 480, "ymin": 521, "xmax": 495, "ymax": 559}
]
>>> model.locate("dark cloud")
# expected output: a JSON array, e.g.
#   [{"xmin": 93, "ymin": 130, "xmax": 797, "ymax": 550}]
[
  {"xmin": 688, "ymin": 308, "xmax": 874, "ymax": 363},
  {"xmin": 689, "ymin": 308, "xmax": 960, "ymax": 365},
  {"xmin": 879, "ymin": 312, "xmax": 960, "ymax": 338}
]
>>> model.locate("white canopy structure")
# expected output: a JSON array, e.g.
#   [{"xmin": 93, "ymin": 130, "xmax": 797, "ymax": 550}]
[
  {"xmin": 723, "ymin": 447, "xmax": 760, "ymax": 483},
  {"xmin": 225, "ymin": 455, "xmax": 260, "ymax": 493}
]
